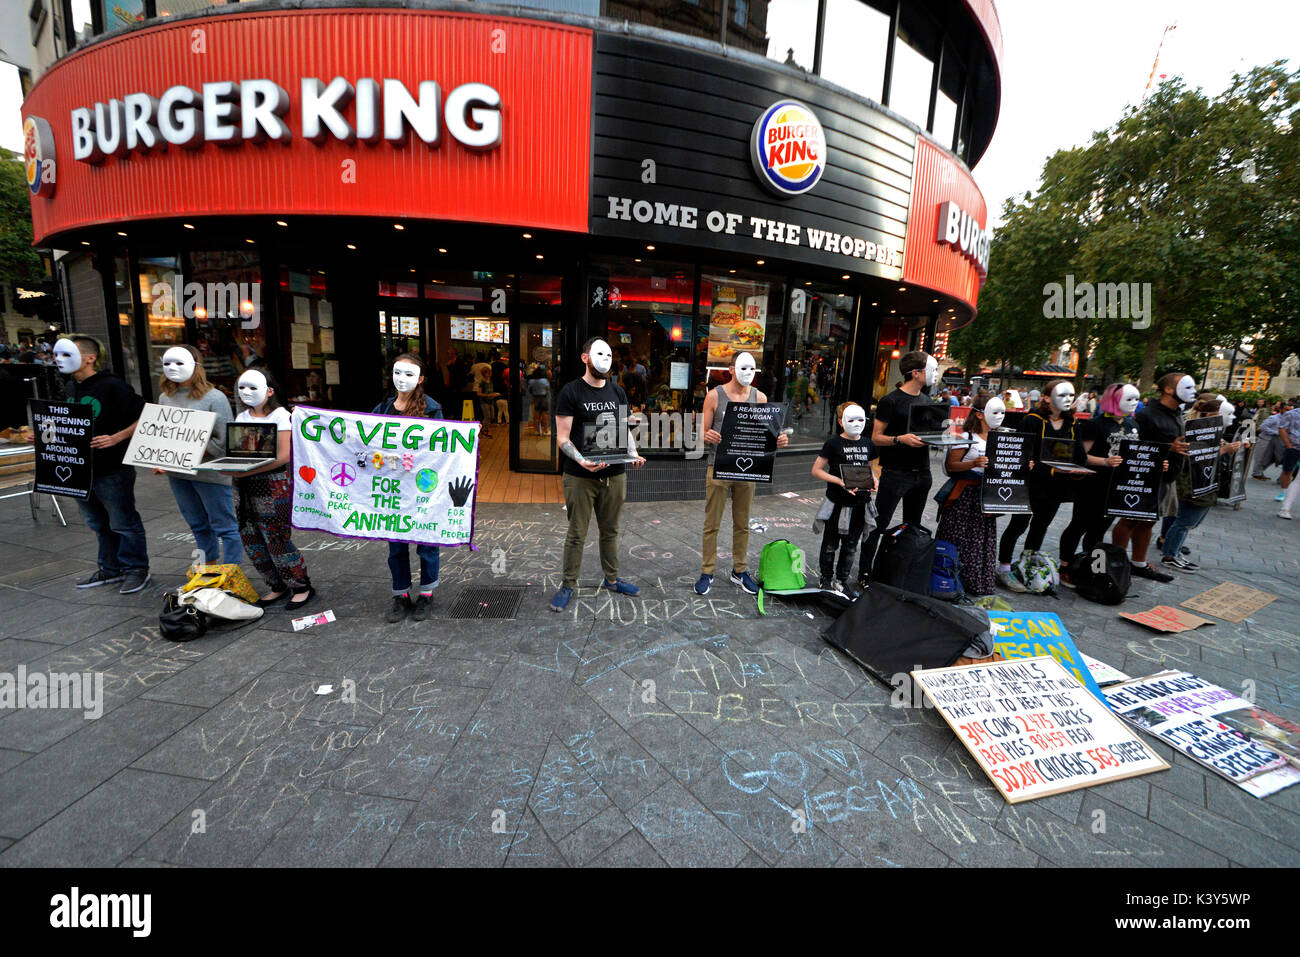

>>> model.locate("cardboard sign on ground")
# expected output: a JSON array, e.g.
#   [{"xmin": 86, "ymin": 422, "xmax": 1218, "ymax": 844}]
[
  {"xmin": 1119, "ymin": 606, "xmax": 1216, "ymax": 634},
  {"xmin": 912, "ymin": 656, "xmax": 1167, "ymax": 804},
  {"xmin": 1080, "ymin": 653, "xmax": 1130, "ymax": 687},
  {"xmin": 1180, "ymin": 583, "xmax": 1279, "ymax": 623},
  {"xmin": 987, "ymin": 610, "xmax": 1106, "ymax": 703}
]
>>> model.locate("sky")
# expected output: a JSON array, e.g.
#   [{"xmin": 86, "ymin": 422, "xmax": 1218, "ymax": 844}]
[{"xmin": 2, "ymin": 0, "xmax": 1298, "ymax": 227}]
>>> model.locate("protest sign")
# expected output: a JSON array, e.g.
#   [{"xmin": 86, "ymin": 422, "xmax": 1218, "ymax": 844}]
[
  {"xmin": 1119, "ymin": 606, "xmax": 1215, "ymax": 634},
  {"xmin": 1104, "ymin": 672, "xmax": 1300, "ymax": 797},
  {"xmin": 290, "ymin": 406, "xmax": 478, "ymax": 547},
  {"xmin": 987, "ymin": 610, "xmax": 1106, "ymax": 703},
  {"xmin": 713, "ymin": 402, "xmax": 786, "ymax": 483},
  {"xmin": 982, "ymin": 430, "xmax": 1031, "ymax": 514},
  {"xmin": 912, "ymin": 656, "xmax": 1167, "ymax": 804},
  {"xmin": 1181, "ymin": 582, "xmax": 1277, "ymax": 623},
  {"xmin": 1184, "ymin": 415, "xmax": 1223, "ymax": 497},
  {"xmin": 1080, "ymin": 653, "xmax": 1130, "ymax": 687},
  {"xmin": 29, "ymin": 399, "xmax": 93, "ymax": 499},
  {"xmin": 1105, "ymin": 438, "xmax": 1164, "ymax": 521},
  {"xmin": 122, "ymin": 402, "xmax": 217, "ymax": 475}
]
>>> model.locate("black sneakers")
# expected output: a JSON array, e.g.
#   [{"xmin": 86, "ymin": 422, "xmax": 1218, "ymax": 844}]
[
  {"xmin": 1161, "ymin": 555, "xmax": 1199, "ymax": 572},
  {"xmin": 386, "ymin": 595, "xmax": 411, "ymax": 622},
  {"xmin": 119, "ymin": 570, "xmax": 151, "ymax": 594},
  {"xmin": 412, "ymin": 594, "xmax": 433, "ymax": 621},
  {"xmin": 1130, "ymin": 562, "xmax": 1174, "ymax": 583},
  {"xmin": 77, "ymin": 568, "xmax": 124, "ymax": 589}
]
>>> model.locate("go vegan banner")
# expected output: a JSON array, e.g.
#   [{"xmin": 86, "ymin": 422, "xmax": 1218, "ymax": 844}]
[{"xmin": 290, "ymin": 406, "xmax": 479, "ymax": 547}]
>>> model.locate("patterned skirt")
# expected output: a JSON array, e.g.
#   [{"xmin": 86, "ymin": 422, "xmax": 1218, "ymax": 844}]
[{"xmin": 936, "ymin": 481, "xmax": 999, "ymax": 597}]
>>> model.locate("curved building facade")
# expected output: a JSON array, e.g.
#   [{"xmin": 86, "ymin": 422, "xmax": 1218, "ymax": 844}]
[{"xmin": 22, "ymin": 0, "xmax": 1000, "ymax": 498}]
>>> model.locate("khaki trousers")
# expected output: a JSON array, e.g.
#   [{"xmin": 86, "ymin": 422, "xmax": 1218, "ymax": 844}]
[
  {"xmin": 562, "ymin": 471, "xmax": 627, "ymax": 587},
  {"xmin": 702, "ymin": 466, "xmax": 756, "ymax": 575}
]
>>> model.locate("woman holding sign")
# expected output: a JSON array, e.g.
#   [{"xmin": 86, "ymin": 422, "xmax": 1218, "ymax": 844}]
[
  {"xmin": 935, "ymin": 393, "xmax": 998, "ymax": 598},
  {"xmin": 232, "ymin": 369, "xmax": 314, "ymax": 610},
  {"xmin": 1158, "ymin": 395, "xmax": 1242, "ymax": 570},
  {"xmin": 374, "ymin": 354, "xmax": 443, "ymax": 623},
  {"xmin": 157, "ymin": 346, "xmax": 242, "ymax": 567}
]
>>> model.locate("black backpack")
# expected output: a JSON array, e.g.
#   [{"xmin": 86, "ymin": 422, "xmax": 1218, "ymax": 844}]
[
  {"xmin": 1069, "ymin": 544, "xmax": 1131, "ymax": 605},
  {"xmin": 871, "ymin": 523, "xmax": 936, "ymax": 596}
]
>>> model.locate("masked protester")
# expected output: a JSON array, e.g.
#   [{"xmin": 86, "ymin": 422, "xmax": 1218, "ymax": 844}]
[
  {"xmin": 996, "ymin": 379, "xmax": 1089, "ymax": 592},
  {"xmin": 55, "ymin": 336, "xmax": 152, "ymax": 594},
  {"xmin": 1159, "ymin": 394, "xmax": 1243, "ymax": 568},
  {"xmin": 157, "ymin": 345, "xmax": 242, "ymax": 566},
  {"xmin": 810, "ymin": 401, "xmax": 875, "ymax": 598},
  {"xmin": 697, "ymin": 350, "xmax": 789, "ymax": 596},
  {"xmin": 859, "ymin": 350, "xmax": 939, "ymax": 588},
  {"xmin": 374, "ymin": 354, "xmax": 443, "ymax": 622},
  {"xmin": 1056, "ymin": 382, "xmax": 1137, "ymax": 584},
  {"xmin": 1110, "ymin": 372, "xmax": 1193, "ymax": 582},
  {"xmin": 934, "ymin": 393, "xmax": 1000, "ymax": 598},
  {"xmin": 231, "ymin": 368, "xmax": 313, "ymax": 609},
  {"xmin": 550, "ymin": 337, "xmax": 647, "ymax": 612}
]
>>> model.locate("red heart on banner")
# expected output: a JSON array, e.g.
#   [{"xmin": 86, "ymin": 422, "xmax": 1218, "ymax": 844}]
[{"xmin": 299, "ymin": 467, "xmax": 316, "ymax": 484}]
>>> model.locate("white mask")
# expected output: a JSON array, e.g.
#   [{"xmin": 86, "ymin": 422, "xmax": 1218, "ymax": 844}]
[
  {"xmin": 1118, "ymin": 384, "xmax": 1140, "ymax": 416},
  {"xmin": 237, "ymin": 370, "xmax": 269, "ymax": 408},
  {"xmin": 392, "ymin": 360, "xmax": 421, "ymax": 394},
  {"xmin": 588, "ymin": 339, "xmax": 613, "ymax": 377},
  {"xmin": 983, "ymin": 396, "xmax": 1006, "ymax": 429},
  {"xmin": 1176, "ymin": 375, "xmax": 1197, "ymax": 404},
  {"xmin": 53, "ymin": 337, "xmax": 84, "ymax": 375},
  {"xmin": 734, "ymin": 352, "xmax": 756, "ymax": 387},
  {"xmin": 842, "ymin": 404, "xmax": 866, "ymax": 440},
  {"xmin": 1219, "ymin": 400, "xmax": 1236, "ymax": 427},
  {"xmin": 1050, "ymin": 383, "xmax": 1075, "ymax": 413},
  {"xmin": 924, "ymin": 354, "xmax": 940, "ymax": 388},
  {"xmin": 162, "ymin": 346, "xmax": 196, "ymax": 383}
]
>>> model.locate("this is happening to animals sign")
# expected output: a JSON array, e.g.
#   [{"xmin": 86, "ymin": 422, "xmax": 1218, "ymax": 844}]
[{"xmin": 290, "ymin": 406, "xmax": 479, "ymax": 547}]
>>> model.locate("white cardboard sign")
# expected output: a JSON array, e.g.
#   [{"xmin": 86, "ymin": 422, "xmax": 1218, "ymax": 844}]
[{"xmin": 123, "ymin": 403, "xmax": 217, "ymax": 476}]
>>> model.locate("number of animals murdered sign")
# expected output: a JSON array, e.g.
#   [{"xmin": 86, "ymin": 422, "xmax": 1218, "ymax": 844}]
[
  {"xmin": 1105, "ymin": 438, "xmax": 1164, "ymax": 521},
  {"xmin": 1185, "ymin": 415, "xmax": 1224, "ymax": 497},
  {"xmin": 911, "ymin": 656, "xmax": 1168, "ymax": 803},
  {"xmin": 982, "ymin": 430, "xmax": 1031, "ymax": 514},
  {"xmin": 30, "ymin": 399, "xmax": 93, "ymax": 499},
  {"xmin": 291, "ymin": 406, "xmax": 479, "ymax": 547}
]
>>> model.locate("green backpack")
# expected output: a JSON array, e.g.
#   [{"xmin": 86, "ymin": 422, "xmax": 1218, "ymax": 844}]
[{"xmin": 758, "ymin": 539, "xmax": 806, "ymax": 594}]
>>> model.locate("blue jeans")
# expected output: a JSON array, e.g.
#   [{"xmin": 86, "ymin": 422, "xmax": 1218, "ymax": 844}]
[
  {"xmin": 168, "ymin": 476, "xmax": 243, "ymax": 565},
  {"xmin": 388, "ymin": 542, "xmax": 439, "ymax": 594},
  {"xmin": 77, "ymin": 467, "xmax": 149, "ymax": 574},
  {"xmin": 1161, "ymin": 503, "xmax": 1211, "ymax": 558}
]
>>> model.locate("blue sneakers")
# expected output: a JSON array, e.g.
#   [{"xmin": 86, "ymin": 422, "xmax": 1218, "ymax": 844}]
[
  {"xmin": 730, "ymin": 570, "xmax": 759, "ymax": 595},
  {"xmin": 694, "ymin": 573, "xmax": 713, "ymax": 595},
  {"xmin": 603, "ymin": 579, "xmax": 639, "ymax": 595},
  {"xmin": 550, "ymin": 585, "xmax": 574, "ymax": 612}
]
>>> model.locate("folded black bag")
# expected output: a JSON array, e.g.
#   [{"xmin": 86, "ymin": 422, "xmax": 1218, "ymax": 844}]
[{"xmin": 821, "ymin": 582, "xmax": 987, "ymax": 691}]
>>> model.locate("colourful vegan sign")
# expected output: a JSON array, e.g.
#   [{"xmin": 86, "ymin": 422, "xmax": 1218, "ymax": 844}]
[
  {"xmin": 290, "ymin": 406, "xmax": 478, "ymax": 547},
  {"xmin": 988, "ymin": 610, "xmax": 1106, "ymax": 704}
]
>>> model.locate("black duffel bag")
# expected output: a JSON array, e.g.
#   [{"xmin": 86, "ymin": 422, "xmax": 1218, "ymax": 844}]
[{"xmin": 870, "ymin": 523, "xmax": 937, "ymax": 596}]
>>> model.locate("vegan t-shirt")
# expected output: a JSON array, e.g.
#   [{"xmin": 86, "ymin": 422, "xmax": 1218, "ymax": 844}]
[
  {"xmin": 555, "ymin": 377, "xmax": 630, "ymax": 478},
  {"xmin": 819, "ymin": 435, "xmax": 876, "ymax": 506}
]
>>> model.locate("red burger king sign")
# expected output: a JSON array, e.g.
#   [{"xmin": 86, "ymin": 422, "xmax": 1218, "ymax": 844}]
[
  {"xmin": 750, "ymin": 100, "xmax": 826, "ymax": 197},
  {"xmin": 23, "ymin": 116, "xmax": 56, "ymax": 198}
]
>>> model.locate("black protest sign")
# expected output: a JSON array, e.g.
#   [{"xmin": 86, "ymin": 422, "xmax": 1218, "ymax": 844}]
[
  {"xmin": 1220, "ymin": 419, "xmax": 1253, "ymax": 505},
  {"xmin": 982, "ymin": 431, "xmax": 1031, "ymax": 514},
  {"xmin": 1185, "ymin": 415, "xmax": 1223, "ymax": 497},
  {"xmin": 30, "ymin": 399, "xmax": 94, "ymax": 500},
  {"xmin": 714, "ymin": 401, "xmax": 786, "ymax": 483},
  {"xmin": 1105, "ymin": 439, "xmax": 1164, "ymax": 521}
]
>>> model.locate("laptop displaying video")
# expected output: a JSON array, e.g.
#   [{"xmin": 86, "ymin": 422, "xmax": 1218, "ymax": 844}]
[
  {"xmin": 200, "ymin": 422, "xmax": 278, "ymax": 472},
  {"xmin": 907, "ymin": 403, "xmax": 974, "ymax": 448},
  {"xmin": 1038, "ymin": 436, "xmax": 1094, "ymax": 475},
  {"xmin": 582, "ymin": 416, "xmax": 638, "ymax": 465}
]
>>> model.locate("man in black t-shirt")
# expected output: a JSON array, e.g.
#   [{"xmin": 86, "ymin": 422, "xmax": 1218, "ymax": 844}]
[
  {"xmin": 550, "ymin": 336, "xmax": 646, "ymax": 612},
  {"xmin": 857, "ymin": 350, "xmax": 939, "ymax": 586},
  {"xmin": 53, "ymin": 336, "xmax": 152, "ymax": 594}
]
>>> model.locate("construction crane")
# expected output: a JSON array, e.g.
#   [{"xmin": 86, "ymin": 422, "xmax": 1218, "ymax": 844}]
[{"xmin": 1141, "ymin": 22, "xmax": 1178, "ymax": 103}]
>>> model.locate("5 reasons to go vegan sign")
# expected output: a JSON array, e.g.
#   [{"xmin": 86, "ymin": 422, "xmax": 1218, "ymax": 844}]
[{"xmin": 291, "ymin": 406, "xmax": 479, "ymax": 547}]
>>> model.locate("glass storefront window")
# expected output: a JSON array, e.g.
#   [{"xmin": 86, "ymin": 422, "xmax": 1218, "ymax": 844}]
[
  {"xmin": 278, "ymin": 266, "xmax": 334, "ymax": 406},
  {"xmin": 890, "ymin": 28, "xmax": 935, "ymax": 131},
  {"xmin": 764, "ymin": 0, "xmax": 818, "ymax": 72},
  {"xmin": 698, "ymin": 271, "xmax": 784, "ymax": 408},
  {"xmin": 100, "ymin": 0, "xmax": 145, "ymax": 33},
  {"xmin": 111, "ymin": 256, "xmax": 142, "ymax": 396},
  {"xmin": 783, "ymin": 281, "xmax": 855, "ymax": 445},
  {"xmin": 189, "ymin": 249, "xmax": 266, "ymax": 400},
  {"xmin": 137, "ymin": 253, "xmax": 182, "ymax": 389},
  {"xmin": 932, "ymin": 90, "xmax": 958, "ymax": 148},
  {"xmin": 820, "ymin": 0, "xmax": 890, "ymax": 102}
]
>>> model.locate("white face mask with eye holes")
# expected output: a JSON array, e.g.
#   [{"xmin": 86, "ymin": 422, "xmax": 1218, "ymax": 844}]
[
  {"xmin": 1118, "ymin": 384, "xmax": 1140, "ymax": 416},
  {"xmin": 983, "ymin": 396, "xmax": 1006, "ymax": 429},
  {"xmin": 842, "ymin": 404, "xmax": 866, "ymax": 440},
  {"xmin": 587, "ymin": 339, "xmax": 613, "ymax": 377},
  {"xmin": 1176, "ymin": 374, "xmax": 1197, "ymax": 405},
  {"xmin": 924, "ymin": 354, "xmax": 940, "ymax": 389},
  {"xmin": 237, "ymin": 370, "xmax": 269, "ymax": 408},
  {"xmin": 53, "ymin": 338, "xmax": 84, "ymax": 375},
  {"xmin": 162, "ymin": 347, "xmax": 196, "ymax": 384},
  {"xmin": 392, "ymin": 361, "xmax": 421, "ymax": 394},
  {"xmin": 1051, "ymin": 382, "xmax": 1075, "ymax": 413},
  {"xmin": 1219, "ymin": 400, "xmax": 1236, "ymax": 427},
  {"xmin": 734, "ymin": 352, "xmax": 756, "ymax": 388}
]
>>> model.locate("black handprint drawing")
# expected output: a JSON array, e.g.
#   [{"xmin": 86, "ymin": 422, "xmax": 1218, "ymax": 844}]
[{"xmin": 448, "ymin": 475, "xmax": 474, "ymax": 507}]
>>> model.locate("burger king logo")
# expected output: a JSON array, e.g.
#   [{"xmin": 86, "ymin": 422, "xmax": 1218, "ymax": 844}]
[
  {"xmin": 23, "ymin": 116, "xmax": 56, "ymax": 198},
  {"xmin": 750, "ymin": 101, "xmax": 826, "ymax": 197}
]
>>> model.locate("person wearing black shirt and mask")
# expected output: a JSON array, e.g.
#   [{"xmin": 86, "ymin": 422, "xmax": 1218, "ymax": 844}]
[
  {"xmin": 53, "ymin": 336, "xmax": 152, "ymax": 594},
  {"xmin": 858, "ymin": 350, "xmax": 938, "ymax": 588},
  {"xmin": 550, "ymin": 337, "xmax": 646, "ymax": 612}
]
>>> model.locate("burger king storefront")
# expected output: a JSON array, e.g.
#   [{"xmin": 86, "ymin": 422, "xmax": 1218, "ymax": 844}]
[{"xmin": 22, "ymin": 2, "xmax": 994, "ymax": 502}]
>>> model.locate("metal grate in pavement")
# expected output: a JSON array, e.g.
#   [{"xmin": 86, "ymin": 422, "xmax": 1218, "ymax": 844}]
[{"xmin": 446, "ymin": 586, "xmax": 527, "ymax": 620}]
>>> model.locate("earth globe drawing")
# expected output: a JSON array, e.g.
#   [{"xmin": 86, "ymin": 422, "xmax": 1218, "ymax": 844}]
[{"xmin": 416, "ymin": 468, "xmax": 438, "ymax": 493}]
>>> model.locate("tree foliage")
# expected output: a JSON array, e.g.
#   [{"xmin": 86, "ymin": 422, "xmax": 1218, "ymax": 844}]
[{"xmin": 0, "ymin": 157, "xmax": 45, "ymax": 288}]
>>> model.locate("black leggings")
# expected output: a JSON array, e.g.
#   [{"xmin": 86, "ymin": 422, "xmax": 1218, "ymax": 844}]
[
  {"xmin": 1058, "ymin": 479, "xmax": 1112, "ymax": 561},
  {"xmin": 998, "ymin": 479, "xmax": 1080, "ymax": 564},
  {"xmin": 819, "ymin": 502, "xmax": 867, "ymax": 582}
]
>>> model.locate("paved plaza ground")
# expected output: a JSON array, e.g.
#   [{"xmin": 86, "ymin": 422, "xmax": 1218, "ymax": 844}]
[{"xmin": 0, "ymin": 462, "xmax": 1297, "ymax": 868}]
